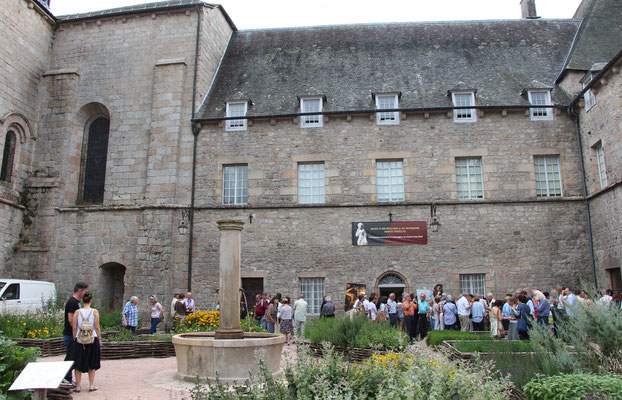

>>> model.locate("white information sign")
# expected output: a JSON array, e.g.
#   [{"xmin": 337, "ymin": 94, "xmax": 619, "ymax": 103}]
[{"xmin": 9, "ymin": 361, "xmax": 73, "ymax": 391}]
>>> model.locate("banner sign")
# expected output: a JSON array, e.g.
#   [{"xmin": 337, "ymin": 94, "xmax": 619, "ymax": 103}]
[{"xmin": 352, "ymin": 221, "xmax": 427, "ymax": 246}]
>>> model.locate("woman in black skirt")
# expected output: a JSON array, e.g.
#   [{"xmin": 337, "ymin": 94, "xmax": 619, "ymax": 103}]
[{"xmin": 72, "ymin": 291, "xmax": 102, "ymax": 392}]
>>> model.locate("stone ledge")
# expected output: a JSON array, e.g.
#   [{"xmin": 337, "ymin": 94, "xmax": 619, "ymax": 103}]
[
  {"xmin": 42, "ymin": 68, "xmax": 80, "ymax": 77},
  {"xmin": 156, "ymin": 58, "xmax": 187, "ymax": 66}
]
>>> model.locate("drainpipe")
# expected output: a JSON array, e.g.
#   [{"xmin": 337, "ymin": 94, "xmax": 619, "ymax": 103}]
[
  {"xmin": 186, "ymin": 5, "xmax": 202, "ymax": 291},
  {"xmin": 567, "ymin": 105, "xmax": 597, "ymax": 288}
]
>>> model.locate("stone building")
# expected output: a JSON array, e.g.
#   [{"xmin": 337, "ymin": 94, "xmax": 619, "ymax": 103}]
[{"xmin": 0, "ymin": 0, "xmax": 620, "ymax": 316}]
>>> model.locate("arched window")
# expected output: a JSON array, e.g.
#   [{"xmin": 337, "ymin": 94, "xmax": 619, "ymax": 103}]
[
  {"xmin": 81, "ymin": 117, "xmax": 110, "ymax": 203},
  {"xmin": 378, "ymin": 273, "xmax": 406, "ymax": 288},
  {"xmin": 0, "ymin": 130, "xmax": 17, "ymax": 182}
]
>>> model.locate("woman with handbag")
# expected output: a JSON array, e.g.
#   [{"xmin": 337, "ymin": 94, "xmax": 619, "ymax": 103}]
[{"xmin": 72, "ymin": 291, "xmax": 102, "ymax": 392}]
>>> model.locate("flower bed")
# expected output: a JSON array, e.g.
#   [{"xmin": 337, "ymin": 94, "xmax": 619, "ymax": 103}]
[
  {"xmin": 443, "ymin": 340, "xmax": 534, "ymax": 358},
  {"xmin": 305, "ymin": 341, "xmax": 384, "ymax": 362},
  {"xmin": 426, "ymin": 330, "xmax": 494, "ymax": 346}
]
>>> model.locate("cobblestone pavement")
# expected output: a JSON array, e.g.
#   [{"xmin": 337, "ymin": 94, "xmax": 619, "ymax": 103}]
[{"xmin": 38, "ymin": 343, "xmax": 299, "ymax": 399}]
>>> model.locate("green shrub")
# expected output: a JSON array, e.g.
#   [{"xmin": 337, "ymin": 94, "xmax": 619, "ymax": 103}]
[
  {"xmin": 98, "ymin": 308, "xmax": 124, "ymax": 331},
  {"xmin": 102, "ymin": 330, "xmax": 172, "ymax": 342},
  {"xmin": 453, "ymin": 340, "xmax": 533, "ymax": 353},
  {"xmin": 523, "ymin": 373, "xmax": 622, "ymax": 400},
  {"xmin": 0, "ymin": 335, "xmax": 41, "ymax": 399},
  {"xmin": 354, "ymin": 322, "xmax": 409, "ymax": 352},
  {"xmin": 304, "ymin": 315, "xmax": 407, "ymax": 351},
  {"xmin": 425, "ymin": 330, "xmax": 494, "ymax": 346}
]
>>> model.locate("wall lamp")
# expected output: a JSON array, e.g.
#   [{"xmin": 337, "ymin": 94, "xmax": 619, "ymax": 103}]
[
  {"xmin": 429, "ymin": 204, "xmax": 441, "ymax": 233},
  {"xmin": 178, "ymin": 209, "xmax": 190, "ymax": 235}
]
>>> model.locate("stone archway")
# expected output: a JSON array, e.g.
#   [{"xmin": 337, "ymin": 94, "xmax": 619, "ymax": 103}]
[
  {"xmin": 376, "ymin": 271, "xmax": 408, "ymax": 300},
  {"xmin": 99, "ymin": 262, "xmax": 126, "ymax": 310}
]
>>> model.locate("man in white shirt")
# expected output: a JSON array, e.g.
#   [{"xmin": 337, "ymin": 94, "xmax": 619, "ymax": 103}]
[
  {"xmin": 562, "ymin": 287, "xmax": 578, "ymax": 317},
  {"xmin": 598, "ymin": 289, "xmax": 613, "ymax": 306},
  {"xmin": 456, "ymin": 293, "xmax": 472, "ymax": 332},
  {"xmin": 293, "ymin": 294, "xmax": 308, "ymax": 340},
  {"xmin": 170, "ymin": 293, "xmax": 179, "ymax": 318},
  {"xmin": 183, "ymin": 292, "xmax": 195, "ymax": 315},
  {"xmin": 387, "ymin": 293, "xmax": 398, "ymax": 327}
]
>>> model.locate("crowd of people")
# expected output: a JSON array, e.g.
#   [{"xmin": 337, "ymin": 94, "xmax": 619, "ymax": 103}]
[
  {"xmin": 345, "ymin": 286, "xmax": 618, "ymax": 343},
  {"xmin": 59, "ymin": 282, "xmax": 616, "ymax": 392}
]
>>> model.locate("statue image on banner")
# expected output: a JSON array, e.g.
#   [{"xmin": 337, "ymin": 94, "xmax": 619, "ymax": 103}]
[{"xmin": 355, "ymin": 223, "xmax": 368, "ymax": 245}]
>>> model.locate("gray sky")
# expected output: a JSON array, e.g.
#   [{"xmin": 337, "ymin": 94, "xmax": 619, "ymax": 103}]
[{"xmin": 51, "ymin": 0, "xmax": 584, "ymax": 29}]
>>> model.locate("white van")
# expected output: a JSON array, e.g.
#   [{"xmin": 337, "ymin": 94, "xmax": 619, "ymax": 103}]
[{"xmin": 0, "ymin": 279, "xmax": 56, "ymax": 314}]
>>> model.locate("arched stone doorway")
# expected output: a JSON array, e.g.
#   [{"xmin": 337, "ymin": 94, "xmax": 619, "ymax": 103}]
[
  {"xmin": 376, "ymin": 272, "xmax": 407, "ymax": 300},
  {"xmin": 99, "ymin": 262, "xmax": 126, "ymax": 310}
]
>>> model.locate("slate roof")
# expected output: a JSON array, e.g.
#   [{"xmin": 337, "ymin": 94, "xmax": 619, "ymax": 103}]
[
  {"xmin": 561, "ymin": 0, "xmax": 622, "ymax": 72},
  {"xmin": 197, "ymin": 19, "xmax": 580, "ymax": 120}
]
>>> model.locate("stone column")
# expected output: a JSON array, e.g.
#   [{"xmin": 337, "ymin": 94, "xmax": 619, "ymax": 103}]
[{"xmin": 215, "ymin": 220, "xmax": 245, "ymax": 339}]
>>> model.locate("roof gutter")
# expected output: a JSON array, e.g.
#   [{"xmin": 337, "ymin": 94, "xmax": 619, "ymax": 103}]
[{"xmin": 193, "ymin": 104, "xmax": 566, "ymax": 123}]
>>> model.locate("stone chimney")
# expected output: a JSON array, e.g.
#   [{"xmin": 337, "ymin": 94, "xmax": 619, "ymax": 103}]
[{"xmin": 520, "ymin": 0, "xmax": 540, "ymax": 19}]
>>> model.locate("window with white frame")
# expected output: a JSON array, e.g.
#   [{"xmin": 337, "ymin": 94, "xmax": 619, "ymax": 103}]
[
  {"xmin": 376, "ymin": 160, "xmax": 404, "ymax": 202},
  {"xmin": 595, "ymin": 143, "xmax": 607, "ymax": 188},
  {"xmin": 298, "ymin": 162, "xmax": 325, "ymax": 204},
  {"xmin": 375, "ymin": 93, "xmax": 400, "ymax": 125},
  {"xmin": 300, "ymin": 97, "xmax": 323, "ymax": 128},
  {"xmin": 455, "ymin": 157, "xmax": 484, "ymax": 199},
  {"xmin": 460, "ymin": 274, "xmax": 486, "ymax": 296},
  {"xmin": 581, "ymin": 73, "xmax": 597, "ymax": 111},
  {"xmin": 534, "ymin": 155, "xmax": 562, "ymax": 197},
  {"xmin": 225, "ymin": 102, "xmax": 247, "ymax": 131},
  {"xmin": 299, "ymin": 277, "xmax": 325, "ymax": 315},
  {"xmin": 452, "ymin": 91, "xmax": 476, "ymax": 122},
  {"xmin": 222, "ymin": 164, "xmax": 248, "ymax": 205},
  {"xmin": 528, "ymin": 90, "xmax": 553, "ymax": 120}
]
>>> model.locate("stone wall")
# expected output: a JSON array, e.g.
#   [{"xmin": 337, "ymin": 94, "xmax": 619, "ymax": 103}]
[
  {"xmin": 191, "ymin": 110, "xmax": 591, "ymax": 311},
  {"xmin": 576, "ymin": 59, "xmax": 622, "ymax": 289},
  {"xmin": 5, "ymin": 6, "xmax": 232, "ymax": 306},
  {"xmin": 0, "ymin": 0, "xmax": 53, "ymax": 273}
]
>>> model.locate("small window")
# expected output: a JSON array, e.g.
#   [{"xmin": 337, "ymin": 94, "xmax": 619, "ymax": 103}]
[
  {"xmin": 225, "ymin": 102, "xmax": 248, "ymax": 131},
  {"xmin": 534, "ymin": 155, "xmax": 562, "ymax": 197},
  {"xmin": 376, "ymin": 160, "xmax": 404, "ymax": 202},
  {"xmin": 299, "ymin": 277, "xmax": 325, "ymax": 315},
  {"xmin": 595, "ymin": 143, "xmax": 607, "ymax": 188},
  {"xmin": 528, "ymin": 90, "xmax": 553, "ymax": 121},
  {"xmin": 300, "ymin": 97, "xmax": 323, "ymax": 128},
  {"xmin": 581, "ymin": 73, "xmax": 597, "ymax": 111},
  {"xmin": 455, "ymin": 157, "xmax": 484, "ymax": 199},
  {"xmin": 375, "ymin": 94, "xmax": 400, "ymax": 125},
  {"xmin": 460, "ymin": 274, "xmax": 485, "ymax": 296},
  {"xmin": 298, "ymin": 162, "xmax": 325, "ymax": 204},
  {"xmin": 0, "ymin": 131, "xmax": 17, "ymax": 182},
  {"xmin": 452, "ymin": 91, "xmax": 476, "ymax": 123},
  {"xmin": 222, "ymin": 164, "xmax": 248, "ymax": 205},
  {"xmin": 1, "ymin": 283, "xmax": 20, "ymax": 300}
]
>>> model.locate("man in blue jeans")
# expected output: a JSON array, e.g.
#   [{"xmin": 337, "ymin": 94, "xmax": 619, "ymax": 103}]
[{"xmin": 63, "ymin": 282, "xmax": 89, "ymax": 387}]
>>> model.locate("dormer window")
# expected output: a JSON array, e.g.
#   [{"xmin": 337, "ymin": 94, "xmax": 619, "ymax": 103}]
[
  {"xmin": 300, "ymin": 97, "xmax": 323, "ymax": 128},
  {"xmin": 451, "ymin": 91, "xmax": 476, "ymax": 123},
  {"xmin": 225, "ymin": 101, "xmax": 248, "ymax": 131},
  {"xmin": 527, "ymin": 90, "xmax": 553, "ymax": 121},
  {"xmin": 581, "ymin": 72, "xmax": 597, "ymax": 111},
  {"xmin": 375, "ymin": 93, "xmax": 400, "ymax": 125}
]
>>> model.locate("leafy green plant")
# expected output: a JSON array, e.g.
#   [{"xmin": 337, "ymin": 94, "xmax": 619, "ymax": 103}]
[
  {"xmin": 97, "ymin": 308, "xmax": 124, "ymax": 331},
  {"xmin": 523, "ymin": 373, "xmax": 622, "ymax": 400},
  {"xmin": 0, "ymin": 335, "xmax": 41, "ymax": 399},
  {"xmin": 425, "ymin": 330, "xmax": 494, "ymax": 346},
  {"xmin": 102, "ymin": 330, "xmax": 172, "ymax": 342},
  {"xmin": 304, "ymin": 314, "xmax": 407, "ymax": 351}
]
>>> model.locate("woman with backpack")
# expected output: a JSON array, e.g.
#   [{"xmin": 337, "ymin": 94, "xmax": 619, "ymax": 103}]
[{"xmin": 72, "ymin": 290, "xmax": 102, "ymax": 392}]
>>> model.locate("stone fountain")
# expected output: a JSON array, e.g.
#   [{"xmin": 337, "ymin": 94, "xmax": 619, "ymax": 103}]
[{"xmin": 172, "ymin": 220, "xmax": 285, "ymax": 383}]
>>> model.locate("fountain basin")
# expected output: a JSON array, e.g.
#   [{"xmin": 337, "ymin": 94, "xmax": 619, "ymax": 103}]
[{"xmin": 172, "ymin": 332, "xmax": 286, "ymax": 383}]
